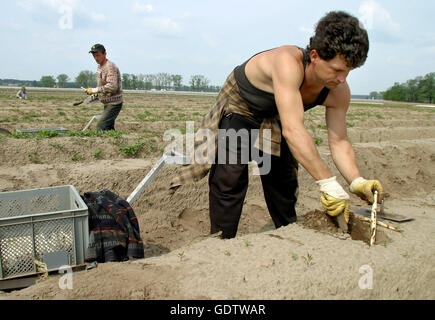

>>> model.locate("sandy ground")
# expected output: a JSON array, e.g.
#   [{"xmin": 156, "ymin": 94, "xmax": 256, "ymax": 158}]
[{"xmin": 0, "ymin": 89, "xmax": 434, "ymax": 300}]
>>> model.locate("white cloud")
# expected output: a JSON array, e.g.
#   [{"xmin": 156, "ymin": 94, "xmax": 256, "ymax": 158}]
[
  {"xmin": 90, "ymin": 12, "xmax": 105, "ymax": 22},
  {"xmin": 202, "ymin": 33, "xmax": 219, "ymax": 48},
  {"xmin": 298, "ymin": 26, "xmax": 314, "ymax": 35},
  {"xmin": 181, "ymin": 12, "xmax": 192, "ymax": 19},
  {"xmin": 11, "ymin": 23, "xmax": 25, "ymax": 31},
  {"xmin": 132, "ymin": 2, "xmax": 153, "ymax": 14},
  {"xmin": 226, "ymin": 53, "xmax": 244, "ymax": 66},
  {"xmin": 358, "ymin": 0, "xmax": 400, "ymax": 33},
  {"xmin": 145, "ymin": 17, "xmax": 182, "ymax": 35},
  {"xmin": 41, "ymin": 0, "xmax": 78, "ymax": 10},
  {"xmin": 17, "ymin": 0, "xmax": 34, "ymax": 11},
  {"xmin": 386, "ymin": 56, "xmax": 414, "ymax": 66},
  {"xmin": 415, "ymin": 33, "xmax": 435, "ymax": 47},
  {"xmin": 188, "ymin": 53, "xmax": 216, "ymax": 65},
  {"xmin": 419, "ymin": 45, "xmax": 435, "ymax": 56}
]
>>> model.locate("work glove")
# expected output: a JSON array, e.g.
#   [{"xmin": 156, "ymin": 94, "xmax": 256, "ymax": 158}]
[
  {"xmin": 316, "ymin": 176, "xmax": 350, "ymax": 223},
  {"xmin": 85, "ymin": 88, "xmax": 99, "ymax": 95},
  {"xmin": 350, "ymin": 177, "xmax": 384, "ymax": 204}
]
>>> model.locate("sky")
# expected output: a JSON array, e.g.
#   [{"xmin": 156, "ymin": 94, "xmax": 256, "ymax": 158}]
[{"xmin": 0, "ymin": 0, "xmax": 434, "ymax": 94}]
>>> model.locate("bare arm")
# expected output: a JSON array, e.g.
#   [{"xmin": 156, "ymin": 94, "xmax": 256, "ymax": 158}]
[
  {"xmin": 272, "ymin": 52, "xmax": 332, "ymax": 180},
  {"xmin": 325, "ymin": 84, "xmax": 361, "ymax": 184}
]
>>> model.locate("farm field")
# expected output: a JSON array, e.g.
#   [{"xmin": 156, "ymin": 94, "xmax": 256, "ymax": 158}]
[{"xmin": 0, "ymin": 88, "xmax": 434, "ymax": 300}]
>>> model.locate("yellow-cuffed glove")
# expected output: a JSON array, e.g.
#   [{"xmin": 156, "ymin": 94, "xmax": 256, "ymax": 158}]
[
  {"xmin": 316, "ymin": 176, "xmax": 350, "ymax": 223},
  {"xmin": 85, "ymin": 88, "xmax": 99, "ymax": 95},
  {"xmin": 350, "ymin": 177, "xmax": 384, "ymax": 204}
]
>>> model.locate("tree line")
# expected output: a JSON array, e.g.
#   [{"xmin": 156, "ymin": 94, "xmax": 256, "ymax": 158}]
[
  {"xmin": 1, "ymin": 72, "xmax": 221, "ymax": 92},
  {"xmin": 370, "ymin": 72, "xmax": 435, "ymax": 103}
]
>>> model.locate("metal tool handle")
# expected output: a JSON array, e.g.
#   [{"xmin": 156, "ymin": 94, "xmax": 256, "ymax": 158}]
[
  {"xmin": 126, "ymin": 150, "xmax": 188, "ymax": 205},
  {"xmin": 370, "ymin": 191, "xmax": 378, "ymax": 247},
  {"xmin": 82, "ymin": 115, "xmax": 102, "ymax": 131}
]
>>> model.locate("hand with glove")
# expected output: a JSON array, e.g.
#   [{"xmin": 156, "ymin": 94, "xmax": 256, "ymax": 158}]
[
  {"xmin": 316, "ymin": 176, "xmax": 350, "ymax": 224},
  {"xmin": 85, "ymin": 87, "xmax": 99, "ymax": 95},
  {"xmin": 350, "ymin": 177, "xmax": 384, "ymax": 204}
]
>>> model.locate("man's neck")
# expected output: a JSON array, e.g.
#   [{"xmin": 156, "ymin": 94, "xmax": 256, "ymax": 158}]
[
  {"xmin": 99, "ymin": 58, "xmax": 108, "ymax": 66},
  {"xmin": 303, "ymin": 63, "xmax": 324, "ymax": 91}
]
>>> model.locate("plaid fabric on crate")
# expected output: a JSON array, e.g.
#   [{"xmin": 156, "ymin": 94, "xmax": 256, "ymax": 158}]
[
  {"xmin": 82, "ymin": 189, "xmax": 144, "ymax": 263},
  {"xmin": 169, "ymin": 71, "xmax": 283, "ymax": 189}
]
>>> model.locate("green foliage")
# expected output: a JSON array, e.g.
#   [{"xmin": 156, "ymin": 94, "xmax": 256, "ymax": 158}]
[
  {"xmin": 119, "ymin": 141, "xmax": 146, "ymax": 156},
  {"xmin": 40, "ymin": 75, "xmax": 56, "ymax": 88},
  {"xmin": 49, "ymin": 142, "xmax": 64, "ymax": 150},
  {"xmin": 32, "ymin": 95, "xmax": 71, "ymax": 102},
  {"xmin": 190, "ymin": 74, "xmax": 210, "ymax": 91},
  {"xmin": 178, "ymin": 251, "xmax": 185, "ymax": 261},
  {"xmin": 383, "ymin": 72, "xmax": 435, "ymax": 103},
  {"xmin": 22, "ymin": 113, "xmax": 42, "ymax": 121},
  {"xmin": 56, "ymin": 74, "xmax": 70, "ymax": 88},
  {"xmin": 93, "ymin": 149, "xmax": 102, "ymax": 159},
  {"xmin": 301, "ymin": 253, "xmax": 314, "ymax": 267},
  {"xmin": 28, "ymin": 150, "xmax": 42, "ymax": 164},
  {"xmin": 10, "ymin": 129, "xmax": 126, "ymax": 139},
  {"xmin": 2, "ymin": 73, "xmax": 220, "ymax": 91},
  {"xmin": 122, "ymin": 73, "xmax": 185, "ymax": 90},
  {"xmin": 171, "ymin": 74, "xmax": 183, "ymax": 89},
  {"xmin": 369, "ymin": 91, "xmax": 382, "ymax": 99},
  {"xmin": 136, "ymin": 111, "xmax": 153, "ymax": 119},
  {"xmin": 314, "ymin": 137, "xmax": 323, "ymax": 146},
  {"xmin": 71, "ymin": 152, "xmax": 84, "ymax": 162},
  {"xmin": 75, "ymin": 70, "xmax": 97, "ymax": 88},
  {"xmin": 38, "ymin": 130, "xmax": 60, "ymax": 138},
  {"xmin": 317, "ymin": 124, "xmax": 327, "ymax": 130}
]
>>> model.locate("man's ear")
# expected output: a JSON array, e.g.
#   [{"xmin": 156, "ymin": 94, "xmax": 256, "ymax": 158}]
[{"xmin": 310, "ymin": 49, "xmax": 320, "ymax": 64}]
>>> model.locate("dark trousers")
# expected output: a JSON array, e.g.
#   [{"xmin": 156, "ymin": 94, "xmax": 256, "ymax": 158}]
[
  {"xmin": 97, "ymin": 103, "xmax": 123, "ymax": 131},
  {"xmin": 209, "ymin": 113, "xmax": 299, "ymax": 239}
]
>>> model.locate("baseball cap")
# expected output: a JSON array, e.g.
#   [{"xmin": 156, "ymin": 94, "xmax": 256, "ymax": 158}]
[{"xmin": 89, "ymin": 44, "xmax": 106, "ymax": 53}]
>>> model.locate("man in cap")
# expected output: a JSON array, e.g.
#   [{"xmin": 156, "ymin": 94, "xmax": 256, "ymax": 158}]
[{"xmin": 86, "ymin": 44, "xmax": 123, "ymax": 131}]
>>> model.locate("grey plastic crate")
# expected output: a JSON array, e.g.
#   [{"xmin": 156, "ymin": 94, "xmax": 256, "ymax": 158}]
[{"xmin": 0, "ymin": 185, "xmax": 88, "ymax": 279}]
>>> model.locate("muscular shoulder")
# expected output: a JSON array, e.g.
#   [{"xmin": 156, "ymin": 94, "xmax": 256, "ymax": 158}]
[
  {"xmin": 324, "ymin": 81, "xmax": 351, "ymax": 109},
  {"xmin": 246, "ymin": 45, "xmax": 304, "ymax": 93},
  {"xmin": 273, "ymin": 46, "xmax": 304, "ymax": 72},
  {"xmin": 271, "ymin": 46, "xmax": 305, "ymax": 88}
]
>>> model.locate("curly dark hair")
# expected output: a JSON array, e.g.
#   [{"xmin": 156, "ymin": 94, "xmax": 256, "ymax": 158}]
[{"xmin": 305, "ymin": 11, "xmax": 369, "ymax": 68}]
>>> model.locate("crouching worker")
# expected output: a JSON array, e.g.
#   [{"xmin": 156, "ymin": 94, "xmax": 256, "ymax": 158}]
[
  {"xmin": 16, "ymin": 87, "xmax": 28, "ymax": 99},
  {"xmin": 170, "ymin": 11, "xmax": 384, "ymax": 238}
]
